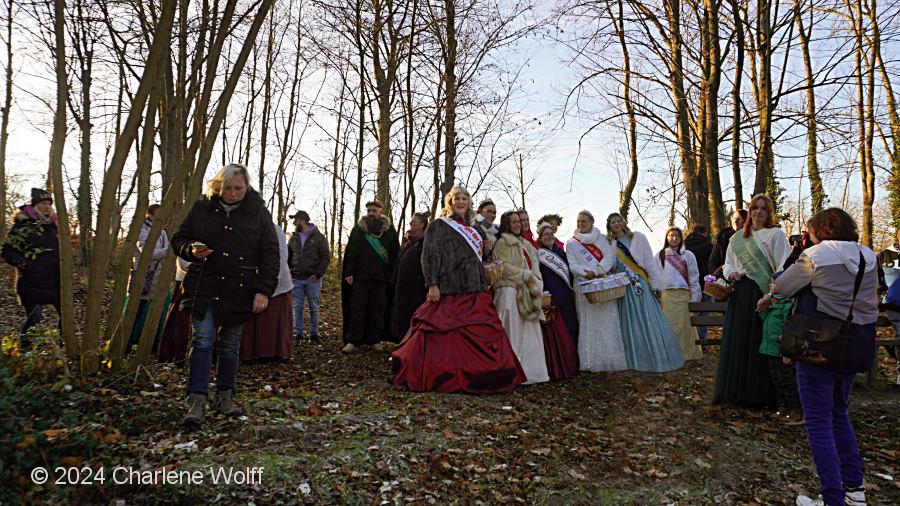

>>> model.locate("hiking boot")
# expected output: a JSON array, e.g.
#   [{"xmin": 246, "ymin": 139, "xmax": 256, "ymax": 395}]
[
  {"xmin": 182, "ymin": 393, "xmax": 207, "ymax": 427},
  {"xmin": 796, "ymin": 495, "xmax": 824, "ymax": 506},
  {"xmin": 341, "ymin": 343, "xmax": 356, "ymax": 353},
  {"xmin": 295, "ymin": 332, "xmax": 304, "ymax": 343},
  {"xmin": 213, "ymin": 389, "xmax": 242, "ymax": 417},
  {"xmin": 309, "ymin": 334, "xmax": 322, "ymax": 345},
  {"xmin": 844, "ymin": 486, "xmax": 866, "ymax": 505}
]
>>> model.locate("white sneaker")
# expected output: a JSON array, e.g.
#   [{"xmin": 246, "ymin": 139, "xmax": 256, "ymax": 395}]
[
  {"xmin": 341, "ymin": 343, "xmax": 356, "ymax": 354},
  {"xmin": 371, "ymin": 343, "xmax": 384, "ymax": 351},
  {"xmin": 796, "ymin": 495, "xmax": 825, "ymax": 506},
  {"xmin": 844, "ymin": 486, "xmax": 866, "ymax": 505}
]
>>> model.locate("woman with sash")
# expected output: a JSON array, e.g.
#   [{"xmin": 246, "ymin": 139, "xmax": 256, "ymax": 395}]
[
  {"xmin": 713, "ymin": 194, "xmax": 790, "ymax": 407},
  {"xmin": 537, "ymin": 221, "xmax": 579, "ymax": 343},
  {"xmin": 493, "ymin": 211, "xmax": 551, "ymax": 384},
  {"xmin": 391, "ymin": 187, "xmax": 526, "ymax": 394},
  {"xmin": 607, "ymin": 213, "xmax": 685, "ymax": 373},
  {"xmin": 566, "ymin": 210, "xmax": 628, "ymax": 372},
  {"xmin": 536, "ymin": 221, "xmax": 579, "ymax": 380},
  {"xmin": 658, "ymin": 227, "xmax": 703, "ymax": 360}
]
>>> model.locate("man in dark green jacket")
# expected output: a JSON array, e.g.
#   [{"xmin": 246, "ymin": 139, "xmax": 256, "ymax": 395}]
[{"xmin": 288, "ymin": 210, "xmax": 331, "ymax": 344}]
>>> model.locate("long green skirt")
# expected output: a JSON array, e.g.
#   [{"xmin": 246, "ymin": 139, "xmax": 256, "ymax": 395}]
[{"xmin": 712, "ymin": 278, "xmax": 776, "ymax": 408}]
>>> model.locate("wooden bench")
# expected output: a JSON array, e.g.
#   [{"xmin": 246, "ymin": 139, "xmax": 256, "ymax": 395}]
[{"xmin": 689, "ymin": 301, "xmax": 900, "ymax": 386}]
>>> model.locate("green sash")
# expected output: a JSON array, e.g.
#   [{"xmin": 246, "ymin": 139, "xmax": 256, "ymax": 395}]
[
  {"xmin": 730, "ymin": 231, "xmax": 773, "ymax": 294},
  {"xmin": 365, "ymin": 233, "xmax": 389, "ymax": 264}
]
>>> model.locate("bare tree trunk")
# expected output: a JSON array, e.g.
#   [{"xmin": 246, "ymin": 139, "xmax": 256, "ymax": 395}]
[
  {"xmin": 47, "ymin": 0, "xmax": 78, "ymax": 364},
  {"xmin": 753, "ymin": 0, "xmax": 775, "ymax": 198},
  {"xmin": 702, "ymin": 0, "xmax": 725, "ymax": 235},
  {"xmin": 76, "ymin": 40, "xmax": 93, "ymax": 266},
  {"xmin": 0, "ymin": 0, "xmax": 12, "ymax": 242},
  {"xmin": 867, "ymin": 0, "xmax": 900, "ymax": 230},
  {"xmin": 795, "ymin": 0, "xmax": 823, "ymax": 213},
  {"xmin": 850, "ymin": 0, "xmax": 873, "ymax": 246},
  {"xmin": 440, "ymin": 0, "xmax": 457, "ymax": 200},
  {"xmin": 665, "ymin": 0, "xmax": 707, "ymax": 229},
  {"xmin": 81, "ymin": 0, "xmax": 177, "ymax": 375},
  {"xmin": 258, "ymin": 5, "xmax": 275, "ymax": 196},
  {"xmin": 729, "ymin": 0, "xmax": 745, "ymax": 209},
  {"xmin": 610, "ymin": 0, "xmax": 638, "ymax": 221},
  {"xmin": 353, "ymin": 0, "xmax": 365, "ymax": 219}
]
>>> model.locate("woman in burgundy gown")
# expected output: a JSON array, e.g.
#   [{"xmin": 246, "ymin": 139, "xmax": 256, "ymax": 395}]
[
  {"xmin": 391, "ymin": 186, "xmax": 526, "ymax": 394},
  {"xmin": 535, "ymin": 221, "xmax": 579, "ymax": 380}
]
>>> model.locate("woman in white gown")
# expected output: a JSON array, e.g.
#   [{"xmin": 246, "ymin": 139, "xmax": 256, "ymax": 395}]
[
  {"xmin": 565, "ymin": 210, "xmax": 628, "ymax": 371},
  {"xmin": 492, "ymin": 211, "xmax": 550, "ymax": 384}
]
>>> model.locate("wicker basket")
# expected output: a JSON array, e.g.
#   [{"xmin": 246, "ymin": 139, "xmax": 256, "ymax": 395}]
[
  {"xmin": 579, "ymin": 273, "xmax": 630, "ymax": 304},
  {"xmin": 483, "ymin": 261, "xmax": 503, "ymax": 286},
  {"xmin": 703, "ymin": 282, "xmax": 734, "ymax": 301},
  {"xmin": 584, "ymin": 285, "xmax": 626, "ymax": 303}
]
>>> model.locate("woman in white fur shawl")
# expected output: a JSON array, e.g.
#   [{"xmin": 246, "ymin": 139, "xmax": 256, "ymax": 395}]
[
  {"xmin": 607, "ymin": 213, "xmax": 685, "ymax": 373},
  {"xmin": 565, "ymin": 210, "xmax": 628, "ymax": 371},
  {"xmin": 492, "ymin": 211, "xmax": 550, "ymax": 384}
]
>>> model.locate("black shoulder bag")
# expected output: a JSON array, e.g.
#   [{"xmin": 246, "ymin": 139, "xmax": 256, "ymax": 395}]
[{"xmin": 779, "ymin": 250, "xmax": 865, "ymax": 369}]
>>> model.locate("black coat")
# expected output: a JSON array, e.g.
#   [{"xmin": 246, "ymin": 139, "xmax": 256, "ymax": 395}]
[
  {"xmin": 1, "ymin": 207, "xmax": 60, "ymax": 307},
  {"xmin": 171, "ymin": 191, "xmax": 280, "ymax": 326},
  {"xmin": 288, "ymin": 226, "xmax": 331, "ymax": 279},
  {"xmin": 340, "ymin": 216, "xmax": 400, "ymax": 340},
  {"xmin": 684, "ymin": 232, "xmax": 713, "ymax": 287},
  {"xmin": 394, "ymin": 235, "xmax": 427, "ymax": 339},
  {"xmin": 708, "ymin": 227, "xmax": 736, "ymax": 275}
]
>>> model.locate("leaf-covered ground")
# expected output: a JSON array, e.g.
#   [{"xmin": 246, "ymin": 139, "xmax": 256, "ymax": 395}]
[{"xmin": 1, "ymin": 263, "xmax": 898, "ymax": 505}]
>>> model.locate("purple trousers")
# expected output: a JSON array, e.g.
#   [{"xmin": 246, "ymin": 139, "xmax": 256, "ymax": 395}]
[{"xmin": 796, "ymin": 362, "xmax": 864, "ymax": 506}]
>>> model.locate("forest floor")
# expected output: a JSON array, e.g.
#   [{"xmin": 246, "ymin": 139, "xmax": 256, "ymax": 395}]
[{"xmin": 1, "ymin": 263, "xmax": 899, "ymax": 505}]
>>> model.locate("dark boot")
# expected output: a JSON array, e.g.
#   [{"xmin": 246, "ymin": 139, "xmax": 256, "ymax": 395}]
[
  {"xmin": 214, "ymin": 388, "xmax": 242, "ymax": 417},
  {"xmin": 182, "ymin": 393, "xmax": 207, "ymax": 427},
  {"xmin": 309, "ymin": 334, "xmax": 322, "ymax": 345}
]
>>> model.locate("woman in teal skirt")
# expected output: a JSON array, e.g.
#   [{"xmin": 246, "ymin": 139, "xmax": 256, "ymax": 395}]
[
  {"xmin": 607, "ymin": 213, "xmax": 685, "ymax": 373},
  {"xmin": 713, "ymin": 194, "xmax": 790, "ymax": 408}
]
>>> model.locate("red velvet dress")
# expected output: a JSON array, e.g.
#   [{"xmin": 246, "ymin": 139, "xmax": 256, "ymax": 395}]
[
  {"xmin": 391, "ymin": 217, "xmax": 526, "ymax": 394},
  {"xmin": 540, "ymin": 305, "xmax": 579, "ymax": 381}
]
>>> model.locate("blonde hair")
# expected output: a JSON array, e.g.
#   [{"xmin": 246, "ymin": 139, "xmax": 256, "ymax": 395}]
[
  {"xmin": 207, "ymin": 163, "xmax": 252, "ymax": 199},
  {"xmin": 441, "ymin": 186, "xmax": 476, "ymax": 224}
]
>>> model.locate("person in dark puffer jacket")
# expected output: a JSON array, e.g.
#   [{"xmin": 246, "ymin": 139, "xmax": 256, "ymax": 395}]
[
  {"xmin": 171, "ymin": 163, "xmax": 280, "ymax": 428},
  {"xmin": 287, "ymin": 210, "xmax": 331, "ymax": 344},
  {"xmin": 1, "ymin": 188, "xmax": 60, "ymax": 350}
]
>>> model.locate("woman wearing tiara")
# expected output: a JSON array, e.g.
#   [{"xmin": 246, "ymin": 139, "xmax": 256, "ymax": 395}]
[
  {"xmin": 565, "ymin": 210, "xmax": 628, "ymax": 372},
  {"xmin": 607, "ymin": 212, "xmax": 685, "ymax": 373},
  {"xmin": 391, "ymin": 187, "xmax": 526, "ymax": 394}
]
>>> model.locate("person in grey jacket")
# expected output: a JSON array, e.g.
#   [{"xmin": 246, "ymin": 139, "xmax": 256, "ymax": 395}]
[
  {"xmin": 287, "ymin": 211, "xmax": 331, "ymax": 344},
  {"xmin": 127, "ymin": 204, "xmax": 170, "ymax": 349},
  {"xmin": 756, "ymin": 208, "xmax": 876, "ymax": 506}
]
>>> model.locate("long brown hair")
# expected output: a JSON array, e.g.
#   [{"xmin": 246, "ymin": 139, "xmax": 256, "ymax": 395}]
[
  {"xmin": 743, "ymin": 194, "xmax": 777, "ymax": 238},
  {"xmin": 658, "ymin": 226, "xmax": 683, "ymax": 266}
]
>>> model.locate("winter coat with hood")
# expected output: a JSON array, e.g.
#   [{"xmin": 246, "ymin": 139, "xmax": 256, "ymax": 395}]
[
  {"xmin": 1, "ymin": 205, "xmax": 60, "ymax": 307},
  {"xmin": 773, "ymin": 240, "xmax": 879, "ymax": 373},
  {"xmin": 171, "ymin": 190, "xmax": 280, "ymax": 326}
]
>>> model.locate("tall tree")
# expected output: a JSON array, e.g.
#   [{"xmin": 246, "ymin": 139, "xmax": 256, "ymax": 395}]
[
  {"xmin": 0, "ymin": 0, "xmax": 12, "ymax": 241},
  {"xmin": 794, "ymin": 0, "xmax": 824, "ymax": 213},
  {"xmin": 47, "ymin": 0, "xmax": 77, "ymax": 363}
]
